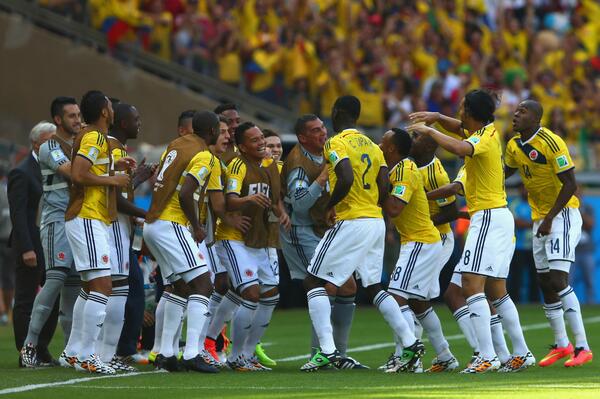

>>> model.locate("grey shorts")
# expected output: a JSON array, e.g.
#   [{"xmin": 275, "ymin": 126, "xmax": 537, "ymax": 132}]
[
  {"xmin": 280, "ymin": 225, "xmax": 320, "ymax": 280},
  {"xmin": 41, "ymin": 221, "xmax": 75, "ymax": 272}
]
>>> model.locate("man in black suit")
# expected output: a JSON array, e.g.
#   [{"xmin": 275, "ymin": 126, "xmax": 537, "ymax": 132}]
[{"xmin": 8, "ymin": 121, "xmax": 59, "ymax": 366}]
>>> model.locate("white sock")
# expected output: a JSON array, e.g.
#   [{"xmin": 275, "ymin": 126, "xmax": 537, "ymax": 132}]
[
  {"xmin": 151, "ymin": 292, "xmax": 169, "ymax": 354},
  {"xmin": 64, "ymin": 289, "xmax": 87, "ymax": 357},
  {"xmin": 160, "ymin": 293, "xmax": 186, "ymax": 358},
  {"xmin": 99, "ymin": 286, "xmax": 129, "ymax": 362},
  {"xmin": 375, "ymin": 291, "xmax": 416, "ymax": 347},
  {"xmin": 183, "ymin": 294, "xmax": 210, "ymax": 360},
  {"xmin": 400, "ymin": 305, "xmax": 415, "ymax": 335},
  {"xmin": 230, "ymin": 299, "xmax": 258, "ymax": 359},
  {"xmin": 245, "ymin": 294, "xmax": 279, "ymax": 355},
  {"xmin": 207, "ymin": 292, "xmax": 223, "ymax": 325},
  {"xmin": 492, "ymin": 294, "xmax": 529, "ymax": 355},
  {"xmin": 79, "ymin": 291, "xmax": 108, "ymax": 360},
  {"xmin": 173, "ymin": 312, "xmax": 184, "ymax": 356},
  {"xmin": 543, "ymin": 302, "xmax": 569, "ymax": 347},
  {"xmin": 307, "ymin": 288, "xmax": 335, "ymax": 354},
  {"xmin": 207, "ymin": 290, "xmax": 240, "ymax": 341},
  {"xmin": 559, "ymin": 286, "xmax": 589, "ymax": 350},
  {"xmin": 491, "ymin": 314, "xmax": 511, "ymax": 364},
  {"xmin": 453, "ymin": 306, "xmax": 479, "ymax": 353},
  {"xmin": 466, "ymin": 293, "xmax": 495, "ymax": 359},
  {"xmin": 413, "ymin": 313, "xmax": 423, "ymax": 340},
  {"xmin": 417, "ymin": 307, "xmax": 452, "ymax": 361}
]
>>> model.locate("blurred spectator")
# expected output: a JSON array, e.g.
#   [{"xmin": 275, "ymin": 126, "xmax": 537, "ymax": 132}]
[
  {"xmin": 570, "ymin": 186, "xmax": 596, "ymax": 304},
  {"xmin": 0, "ymin": 169, "xmax": 14, "ymax": 325},
  {"xmin": 508, "ymin": 184, "xmax": 539, "ymax": 303},
  {"xmin": 38, "ymin": 0, "xmax": 84, "ymax": 21}
]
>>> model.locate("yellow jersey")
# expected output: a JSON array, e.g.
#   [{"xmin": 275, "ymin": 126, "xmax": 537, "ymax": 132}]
[
  {"xmin": 505, "ymin": 127, "xmax": 579, "ymax": 221},
  {"xmin": 453, "ymin": 165, "xmax": 467, "ymax": 197},
  {"xmin": 76, "ymin": 130, "xmax": 112, "ymax": 225},
  {"xmin": 324, "ymin": 129, "xmax": 385, "ymax": 220},
  {"xmin": 389, "ymin": 159, "xmax": 440, "ymax": 244},
  {"xmin": 418, "ymin": 157, "xmax": 455, "ymax": 234},
  {"xmin": 158, "ymin": 151, "xmax": 221, "ymax": 226},
  {"xmin": 463, "ymin": 123, "xmax": 507, "ymax": 214},
  {"xmin": 215, "ymin": 158, "xmax": 248, "ymax": 242}
]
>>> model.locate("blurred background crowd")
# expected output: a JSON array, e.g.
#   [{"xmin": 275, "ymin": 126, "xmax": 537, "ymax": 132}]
[{"xmin": 34, "ymin": 0, "xmax": 600, "ymax": 170}]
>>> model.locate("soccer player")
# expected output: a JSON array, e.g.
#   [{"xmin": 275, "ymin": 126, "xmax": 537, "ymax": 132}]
[
  {"xmin": 506, "ymin": 100, "xmax": 592, "ymax": 367},
  {"xmin": 21, "ymin": 97, "xmax": 82, "ymax": 368},
  {"xmin": 177, "ymin": 110, "xmax": 196, "ymax": 137},
  {"xmin": 214, "ymin": 103, "xmax": 241, "ymax": 164},
  {"xmin": 280, "ymin": 114, "xmax": 364, "ymax": 368},
  {"xmin": 215, "ymin": 122, "xmax": 286, "ymax": 371},
  {"xmin": 99, "ymin": 103, "xmax": 149, "ymax": 372},
  {"xmin": 409, "ymin": 90, "xmax": 532, "ymax": 373},
  {"xmin": 301, "ymin": 96, "xmax": 423, "ymax": 372},
  {"xmin": 143, "ymin": 111, "xmax": 222, "ymax": 373},
  {"xmin": 63, "ymin": 91, "xmax": 133, "ymax": 374},
  {"xmin": 379, "ymin": 128, "xmax": 457, "ymax": 373}
]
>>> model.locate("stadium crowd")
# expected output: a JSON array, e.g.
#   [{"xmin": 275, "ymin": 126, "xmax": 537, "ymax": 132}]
[{"xmin": 37, "ymin": 0, "xmax": 600, "ymax": 170}]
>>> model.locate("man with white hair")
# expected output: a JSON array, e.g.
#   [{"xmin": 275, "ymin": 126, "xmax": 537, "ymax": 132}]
[
  {"xmin": 20, "ymin": 98, "xmax": 82, "ymax": 368},
  {"xmin": 8, "ymin": 121, "xmax": 57, "ymax": 366}
]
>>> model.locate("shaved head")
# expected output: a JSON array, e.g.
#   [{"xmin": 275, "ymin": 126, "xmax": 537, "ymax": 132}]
[{"xmin": 520, "ymin": 100, "xmax": 543, "ymax": 123}]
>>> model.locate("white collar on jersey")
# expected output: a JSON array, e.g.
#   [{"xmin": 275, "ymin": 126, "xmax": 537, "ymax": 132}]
[
  {"xmin": 417, "ymin": 156, "xmax": 437, "ymax": 170},
  {"xmin": 520, "ymin": 127, "xmax": 542, "ymax": 145}
]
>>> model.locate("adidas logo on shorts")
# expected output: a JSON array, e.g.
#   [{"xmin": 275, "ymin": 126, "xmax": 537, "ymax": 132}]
[{"xmin": 486, "ymin": 266, "xmax": 493, "ymax": 272}]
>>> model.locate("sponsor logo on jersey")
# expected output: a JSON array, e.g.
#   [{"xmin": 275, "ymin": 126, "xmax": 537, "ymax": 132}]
[
  {"xmin": 227, "ymin": 179, "xmax": 238, "ymax": 191},
  {"xmin": 468, "ymin": 136, "xmax": 480, "ymax": 145},
  {"xmin": 196, "ymin": 166, "xmax": 209, "ymax": 182},
  {"xmin": 87, "ymin": 147, "xmax": 99, "ymax": 162},
  {"xmin": 393, "ymin": 185, "xmax": 406, "ymax": 197},
  {"xmin": 328, "ymin": 151, "xmax": 339, "ymax": 164},
  {"xmin": 529, "ymin": 150, "xmax": 538, "ymax": 160},
  {"xmin": 50, "ymin": 149, "xmax": 63, "ymax": 162},
  {"xmin": 556, "ymin": 155, "xmax": 569, "ymax": 168}
]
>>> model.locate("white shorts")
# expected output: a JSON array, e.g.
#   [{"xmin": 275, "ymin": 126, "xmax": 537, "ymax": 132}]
[
  {"xmin": 143, "ymin": 219, "xmax": 209, "ymax": 284},
  {"xmin": 266, "ymin": 247, "xmax": 280, "ymax": 288},
  {"xmin": 206, "ymin": 243, "xmax": 227, "ymax": 277},
  {"xmin": 307, "ymin": 218, "xmax": 385, "ymax": 288},
  {"xmin": 216, "ymin": 240, "xmax": 275, "ymax": 291},
  {"xmin": 450, "ymin": 261, "xmax": 462, "ymax": 287},
  {"xmin": 425, "ymin": 232, "xmax": 455, "ymax": 298},
  {"xmin": 65, "ymin": 217, "xmax": 111, "ymax": 274},
  {"xmin": 388, "ymin": 240, "xmax": 443, "ymax": 300},
  {"xmin": 109, "ymin": 216, "xmax": 131, "ymax": 279},
  {"xmin": 533, "ymin": 207, "xmax": 582, "ymax": 274},
  {"xmin": 458, "ymin": 208, "xmax": 515, "ymax": 279}
]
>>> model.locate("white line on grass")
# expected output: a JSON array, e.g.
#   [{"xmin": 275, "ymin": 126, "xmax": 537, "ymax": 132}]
[
  {"xmin": 276, "ymin": 315, "xmax": 600, "ymax": 362},
  {"xmin": 0, "ymin": 371, "xmax": 162, "ymax": 396}
]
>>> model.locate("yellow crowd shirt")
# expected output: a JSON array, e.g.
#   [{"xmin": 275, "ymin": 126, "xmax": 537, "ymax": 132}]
[
  {"xmin": 324, "ymin": 129, "xmax": 385, "ymax": 220},
  {"xmin": 463, "ymin": 123, "xmax": 507, "ymax": 214},
  {"xmin": 418, "ymin": 157, "xmax": 456, "ymax": 234},
  {"xmin": 389, "ymin": 159, "xmax": 441, "ymax": 244},
  {"xmin": 505, "ymin": 127, "xmax": 579, "ymax": 221},
  {"xmin": 158, "ymin": 151, "xmax": 221, "ymax": 226},
  {"xmin": 76, "ymin": 130, "xmax": 112, "ymax": 225}
]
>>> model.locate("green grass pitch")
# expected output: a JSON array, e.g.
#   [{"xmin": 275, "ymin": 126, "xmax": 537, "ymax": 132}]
[{"xmin": 1, "ymin": 304, "xmax": 598, "ymax": 398}]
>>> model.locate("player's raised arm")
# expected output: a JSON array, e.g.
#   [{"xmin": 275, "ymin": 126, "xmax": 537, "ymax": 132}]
[
  {"xmin": 409, "ymin": 111, "xmax": 464, "ymax": 137},
  {"xmin": 427, "ymin": 182, "xmax": 462, "ymax": 201}
]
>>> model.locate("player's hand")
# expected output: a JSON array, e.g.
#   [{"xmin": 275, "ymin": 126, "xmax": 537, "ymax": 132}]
[
  {"xmin": 247, "ymin": 193, "xmax": 271, "ymax": 209},
  {"xmin": 115, "ymin": 156, "xmax": 137, "ymax": 171},
  {"xmin": 192, "ymin": 225, "xmax": 206, "ymax": 243},
  {"xmin": 325, "ymin": 207, "xmax": 337, "ymax": 226},
  {"xmin": 111, "ymin": 173, "xmax": 131, "ymax": 188},
  {"xmin": 536, "ymin": 217, "xmax": 552, "ymax": 237},
  {"xmin": 132, "ymin": 158, "xmax": 155, "ymax": 184},
  {"xmin": 407, "ymin": 123, "xmax": 432, "ymax": 136},
  {"xmin": 279, "ymin": 211, "xmax": 291, "ymax": 232},
  {"xmin": 408, "ymin": 111, "xmax": 439, "ymax": 126},
  {"xmin": 22, "ymin": 250, "xmax": 37, "ymax": 267},
  {"xmin": 316, "ymin": 165, "xmax": 329, "ymax": 187},
  {"xmin": 226, "ymin": 214, "xmax": 252, "ymax": 233}
]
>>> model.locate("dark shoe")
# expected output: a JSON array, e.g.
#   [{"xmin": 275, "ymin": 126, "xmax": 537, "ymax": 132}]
[
  {"xmin": 20, "ymin": 343, "xmax": 38, "ymax": 368},
  {"xmin": 182, "ymin": 354, "xmax": 219, "ymax": 373},
  {"xmin": 161, "ymin": 355, "xmax": 183, "ymax": 372}
]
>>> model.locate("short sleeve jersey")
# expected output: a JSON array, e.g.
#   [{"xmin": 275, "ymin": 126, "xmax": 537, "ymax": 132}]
[
  {"xmin": 505, "ymin": 127, "xmax": 579, "ymax": 221},
  {"xmin": 76, "ymin": 130, "xmax": 112, "ymax": 224},
  {"xmin": 323, "ymin": 129, "xmax": 385, "ymax": 220},
  {"xmin": 462, "ymin": 123, "xmax": 507, "ymax": 214},
  {"xmin": 453, "ymin": 165, "xmax": 467, "ymax": 197},
  {"xmin": 418, "ymin": 157, "xmax": 456, "ymax": 235},
  {"xmin": 215, "ymin": 157, "xmax": 248, "ymax": 242},
  {"xmin": 158, "ymin": 151, "xmax": 221, "ymax": 226},
  {"xmin": 389, "ymin": 159, "xmax": 441, "ymax": 244},
  {"xmin": 39, "ymin": 138, "xmax": 71, "ymax": 227}
]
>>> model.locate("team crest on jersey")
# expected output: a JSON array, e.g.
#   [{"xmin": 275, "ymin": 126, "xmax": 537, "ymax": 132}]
[
  {"xmin": 329, "ymin": 151, "xmax": 339, "ymax": 164},
  {"xmin": 245, "ymin": 269, "xmax": 253, "ymax": 277},
  {"xmin": 198, "ymin": 252, "xmax": 204, "ymax": 260},
  {"xmin": 101, "ymin": 254, "xmax": 109, "ymax": 264},
  {"xmin": 556, "ymin": 155, "xmax": 569, "ymax": 168},
  {"xmin": 528, "ymin": 150, "xmax": 538, "ymax": 160},
  {"xmin": 57, "ymin": 252, "xmax": 65, "ymax": 261}
]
